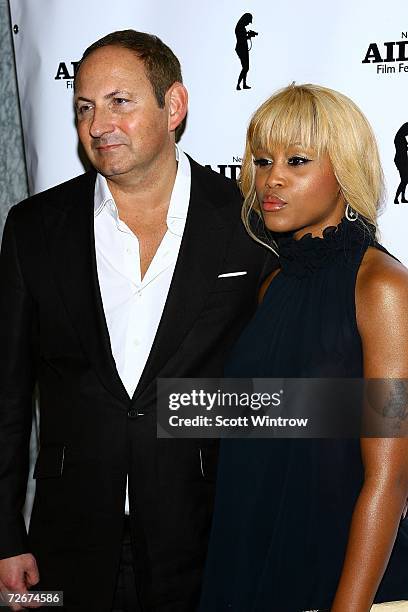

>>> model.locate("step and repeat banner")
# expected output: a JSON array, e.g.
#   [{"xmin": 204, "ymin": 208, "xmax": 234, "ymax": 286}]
[{"xmin": 8, "ymin": 0, "xmax": 408, "ymax": 263}]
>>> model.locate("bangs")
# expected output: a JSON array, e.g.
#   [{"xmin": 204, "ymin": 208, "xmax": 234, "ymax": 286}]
[
  {"xmin": 241, "ymin": 83, "xmax": 382, "ymax": 244},
  {"xmin": 249, "ymin": 86, "xmax": 332, "ymax": 157}
]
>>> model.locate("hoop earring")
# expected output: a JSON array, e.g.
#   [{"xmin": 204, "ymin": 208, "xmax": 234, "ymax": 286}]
[{"xmin": 345, "ymin": 203, "xmax": 358, "ymax": 222}]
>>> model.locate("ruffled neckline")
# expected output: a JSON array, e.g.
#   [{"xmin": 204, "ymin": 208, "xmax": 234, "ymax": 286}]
[{"xmin": 275, "ymin": 217, "xmax": 375, "ymax": 278}]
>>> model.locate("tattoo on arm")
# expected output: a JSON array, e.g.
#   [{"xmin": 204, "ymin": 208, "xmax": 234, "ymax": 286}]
[
  {"xmin": 382, "ymin": 382, "xmax": 408, "ymax": 420},
  {"xmin": 366, "ymin": 380, "xmax": 408, "ymax": 435}
]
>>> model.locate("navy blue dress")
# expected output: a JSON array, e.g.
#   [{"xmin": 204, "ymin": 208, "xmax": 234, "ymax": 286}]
[{"xmin": 199, "ymin": 219, "xmax": 408, "ymax": 612}]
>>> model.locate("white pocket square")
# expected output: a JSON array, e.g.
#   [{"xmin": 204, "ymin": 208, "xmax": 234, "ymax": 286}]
[{"xmin": 217, "ymin": 271, "xmax": 247, "ymax": 278}]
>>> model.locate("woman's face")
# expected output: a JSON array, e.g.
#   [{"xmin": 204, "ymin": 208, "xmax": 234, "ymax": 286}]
[{"xmin": 254, "ymin": 145, "xmax": 345, "ymax": 239}]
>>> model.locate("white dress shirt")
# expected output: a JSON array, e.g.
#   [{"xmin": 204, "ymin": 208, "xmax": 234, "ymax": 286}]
[{"xmin": 94, "ymin": 146, "xmax": 191, "ymax": 512}]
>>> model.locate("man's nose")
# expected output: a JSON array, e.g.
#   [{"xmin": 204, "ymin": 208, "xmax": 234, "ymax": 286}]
[{"xmin": 89, "ymin": 107, "xmax": 115, "ymax": 138}]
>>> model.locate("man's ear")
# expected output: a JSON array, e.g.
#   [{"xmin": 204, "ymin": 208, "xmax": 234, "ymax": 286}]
[{"xmin": 166, "ymin": 82, "xmax": 188, "ymax": 133}]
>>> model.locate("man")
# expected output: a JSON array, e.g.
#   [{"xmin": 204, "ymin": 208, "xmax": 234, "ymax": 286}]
[{"xmin": 0, "ymin": 30, "xmax": 266, "ymax": 611}]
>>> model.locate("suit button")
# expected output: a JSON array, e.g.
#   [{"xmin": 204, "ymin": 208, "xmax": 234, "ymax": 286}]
[{"xmin": 127, "ymin": 409, "xmax": 138, "ymax": 418}]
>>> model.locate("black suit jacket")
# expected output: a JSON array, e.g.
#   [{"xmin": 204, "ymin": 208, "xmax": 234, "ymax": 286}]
[{"xmin": 0, "ymin": 158, "xmax": 268, "ymax": 611}]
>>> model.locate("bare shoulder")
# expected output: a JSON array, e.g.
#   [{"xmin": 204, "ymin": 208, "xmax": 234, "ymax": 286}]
[
  {"xmin": 356, "ymin": 246, "xmax": 408, "ymax": 377},
  {"xmin": 356, "ymin": 246, "xmax": 408, "ymax": 308}
]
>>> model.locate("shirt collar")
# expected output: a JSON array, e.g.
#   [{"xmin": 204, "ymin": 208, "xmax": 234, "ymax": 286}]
[{"xmin": 94, "ymin": 144, "xmax": 191, "ymax": 237}]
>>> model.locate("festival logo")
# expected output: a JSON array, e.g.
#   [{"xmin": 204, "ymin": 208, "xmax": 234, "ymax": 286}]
[
  {"xmin": 234, "ymin": 13, "xmax": 258, "ymax": 91},
  {"xmin": 394, "ymin": 123, "xmax": 408, "ymax": 204},
  {"xmin": 54, "ymin": 61, "xmax": 80, "ymax": 89},
  {"xmin": 362, "ymin": 32, "xmax": 408, "ymax": 75},
  {"xmin": 205, "ymin": 157, "xmax": 242, "ymax": 180}
]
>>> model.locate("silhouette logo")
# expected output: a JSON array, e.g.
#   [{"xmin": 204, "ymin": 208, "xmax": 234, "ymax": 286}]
[
  {"xmin": 235, "ymin": 13, "xmax": 258, "ymax": 91},
  {"xmin": 394, "ymin": 123, "xmax": 408, "ymax": 204}
]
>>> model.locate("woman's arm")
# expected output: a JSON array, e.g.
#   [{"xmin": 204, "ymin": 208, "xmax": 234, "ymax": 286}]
[
  {"xmin": 258, "ymin": 268, "xmax": 280, "ymax": 303},
  {"xmin": 331, "ymin": 248, "xmax": 408, "ymax": 612}
]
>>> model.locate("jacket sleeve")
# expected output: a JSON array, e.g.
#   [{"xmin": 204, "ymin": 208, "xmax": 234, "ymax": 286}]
[{"xmin": 0, "ymin": 206, "xmax": 36, "ymax": 559}]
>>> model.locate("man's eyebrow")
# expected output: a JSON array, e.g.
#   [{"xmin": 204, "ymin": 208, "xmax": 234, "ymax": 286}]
[
  {"xmin": 105, "ymin": 89, "xmax": 131, "ymax": 99},
  {"xmin": 75, "ymin": 96, "xmax": 92, "ymax": 105},
  {"xmin": 75, "ymin": 89, "xmax": 131, "ymax": 104}
]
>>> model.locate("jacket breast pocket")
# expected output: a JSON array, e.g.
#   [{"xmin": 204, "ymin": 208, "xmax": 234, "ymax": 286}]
[
  {"xmin": 33, "ymin": 445, "xmax": 66, "ymax": 479},
  {"xmin": 212, "ymin": 273, "xmax": 251, "ymax": 293}
]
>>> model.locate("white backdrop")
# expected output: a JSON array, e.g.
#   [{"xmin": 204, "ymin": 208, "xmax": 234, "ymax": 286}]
[{"xmin": 8, "ymin": 0, "xmax": 408, "ymax": 262}]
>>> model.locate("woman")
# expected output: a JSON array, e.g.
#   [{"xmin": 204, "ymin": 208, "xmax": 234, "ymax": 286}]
[
  {"xmin": 394, "ymin": 122, "xmax": 408, "ymax": 204},
  {"xmin": 235, "ymin": 13, "xmax": 254, "ymax": 90},
  {"xmin": 200, "ymin": 84, "xmax": 408, "ymax": 611}
]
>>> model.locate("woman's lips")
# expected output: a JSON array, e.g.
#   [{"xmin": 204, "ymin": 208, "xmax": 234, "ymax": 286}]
[{"xmin": 262, "ymin": 196, "xmax": 287, "ymax": 212}]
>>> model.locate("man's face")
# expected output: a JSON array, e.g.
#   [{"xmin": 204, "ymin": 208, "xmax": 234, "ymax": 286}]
[{"xmin": 74, "ymin": 45, "xmax": 172, "ymax": 181}]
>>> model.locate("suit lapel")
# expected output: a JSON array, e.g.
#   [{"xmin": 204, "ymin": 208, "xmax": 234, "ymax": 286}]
[
  {"xmin": 41, "ymin": 162, "xmax": 238, "ymax": 405},
  {"xmin": 42, "ymin": 172, "xmax": 130, "ymax": 404},
  {"xmin": 133, "ymin": 160, "xmax": 236, "ymax": 400}
]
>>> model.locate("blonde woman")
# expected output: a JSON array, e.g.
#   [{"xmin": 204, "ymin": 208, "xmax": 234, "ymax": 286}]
[{"xmin": 199, "ymin": 85, "xmax": 408, "ymax": 612}]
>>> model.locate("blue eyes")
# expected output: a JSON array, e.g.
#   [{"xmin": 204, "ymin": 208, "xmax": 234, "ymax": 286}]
[{"xmin": 253, "ymin": 156, "xmax": 311, "ymax": 167}]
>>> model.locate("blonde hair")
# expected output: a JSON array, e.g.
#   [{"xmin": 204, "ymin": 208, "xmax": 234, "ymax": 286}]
[{"xmin": 240, "ymin": 83, "xmax": 384, "ymax": 250}]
